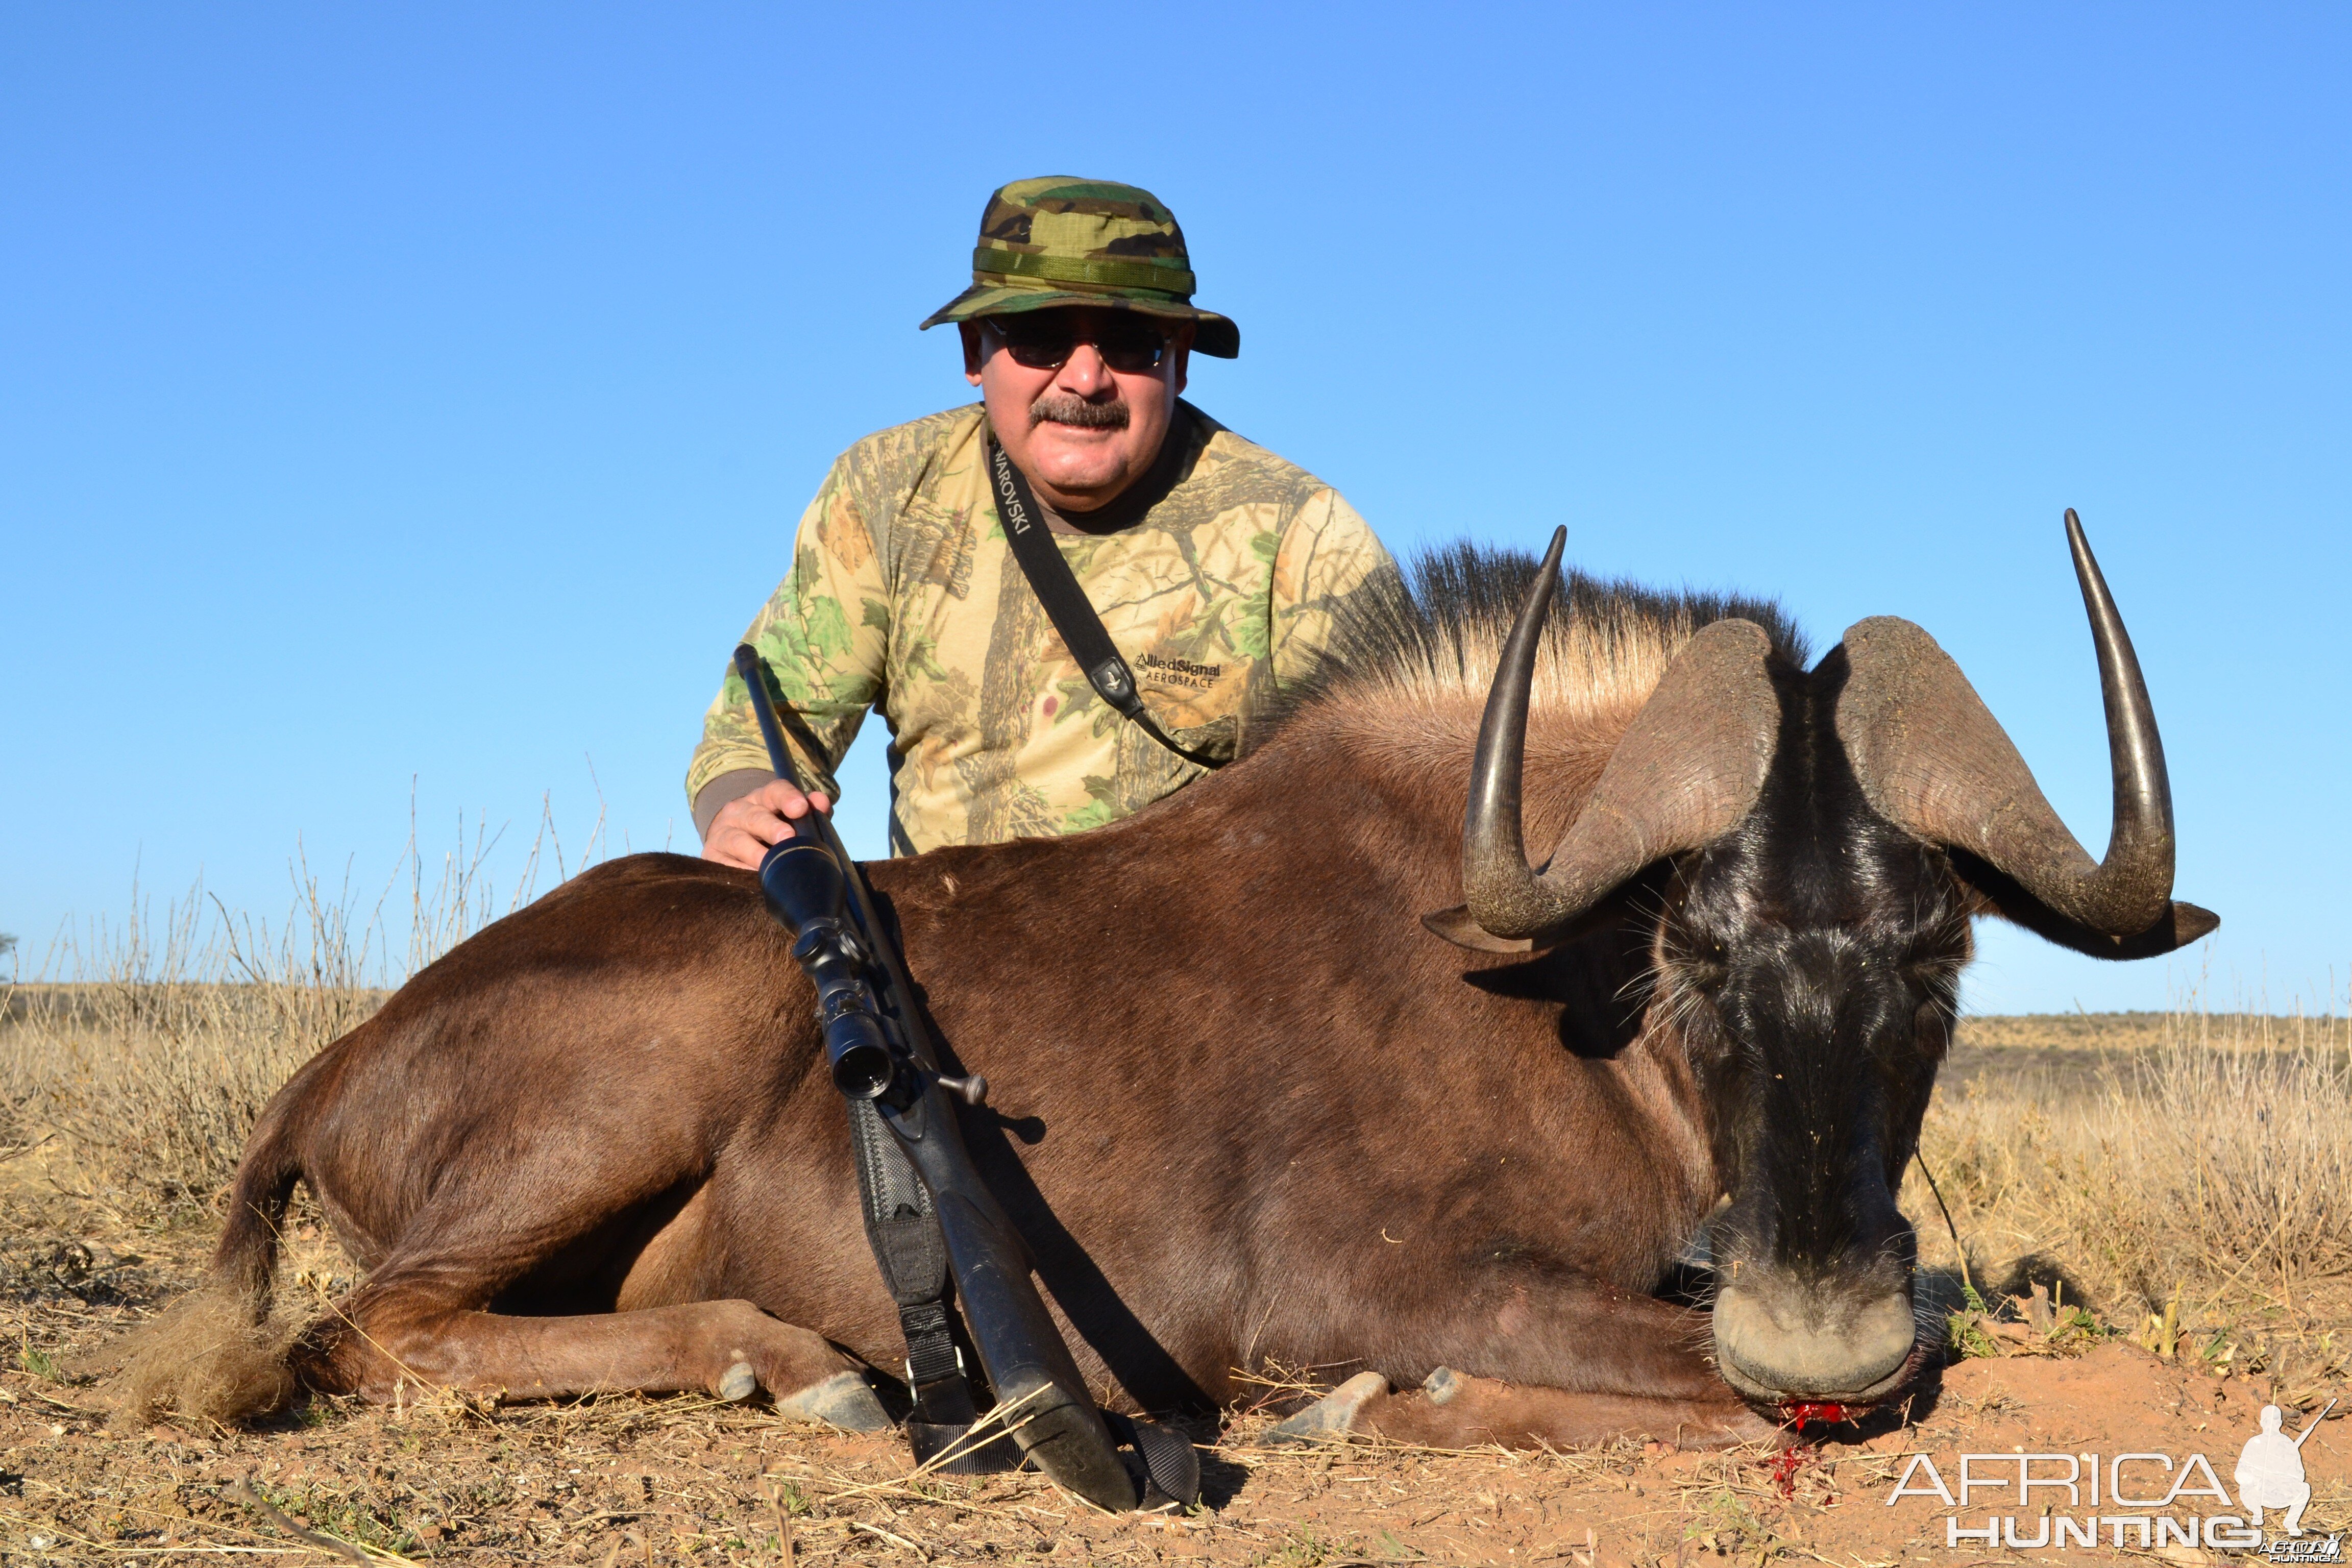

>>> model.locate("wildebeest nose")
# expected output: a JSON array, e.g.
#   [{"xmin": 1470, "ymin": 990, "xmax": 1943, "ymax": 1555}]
[{"xmin": 1711, "ymin": 1284, "xmax": 1916, "ymax": 1401}]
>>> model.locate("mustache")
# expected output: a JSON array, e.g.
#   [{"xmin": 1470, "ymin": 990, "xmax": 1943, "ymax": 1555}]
[{"xmin": 1029, "ymin": 393, "xmax": 1130, "ymax": 430}]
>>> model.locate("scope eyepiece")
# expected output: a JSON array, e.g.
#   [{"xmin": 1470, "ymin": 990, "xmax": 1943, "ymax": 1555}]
[{"xmin": 824, "ymin": 1008, "xmax": 896, "ymax": 1099}]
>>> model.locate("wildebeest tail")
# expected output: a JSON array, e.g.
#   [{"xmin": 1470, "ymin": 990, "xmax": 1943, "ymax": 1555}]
[
  {"xmin": 94, "ymin": 1106, "xmax": 306, "ymax": 1427},
  {"xmin": 213, "ymin": 1105, "xmax": 305, "ymax": 1306}
]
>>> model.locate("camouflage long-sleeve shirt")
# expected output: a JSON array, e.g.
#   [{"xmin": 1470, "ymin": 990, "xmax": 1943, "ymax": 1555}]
[{"xmin": 687, "ymin": 400, "xmax": 1395, "ymax": 854}]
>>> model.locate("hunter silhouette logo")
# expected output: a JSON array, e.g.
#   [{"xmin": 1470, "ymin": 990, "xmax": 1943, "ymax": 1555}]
[
  {"xmin": 2240, "ymin": 1402, "xmax": 2322, "ymax": 1536},
  {"xmin": 1882, "ymin": 1397, "xmax": 2339, "ymax": 1555}
]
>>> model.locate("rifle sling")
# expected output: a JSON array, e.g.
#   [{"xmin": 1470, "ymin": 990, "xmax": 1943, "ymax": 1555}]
[
  {"xmin": 847, "ymin": 1081, "xmax": 992, "ymax": 1435},
  {"xmin": 988, "ymin": 438, "xmax": 1226, "ymax": 772}
]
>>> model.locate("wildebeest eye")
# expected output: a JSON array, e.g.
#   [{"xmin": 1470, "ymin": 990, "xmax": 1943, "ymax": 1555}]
[
  {"xmin": 1670, "ymin": 932, "xmax": 1731, "ymax": 989},
  {"xmin": 1900, "ymin": 952, "xmax": 1963, "ymax": 998}
]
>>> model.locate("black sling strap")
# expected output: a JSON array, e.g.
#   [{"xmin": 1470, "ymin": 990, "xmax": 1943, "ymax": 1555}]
[
  {"xmin": 845, "ymin": 1096, "xmax": 1017, "ymax": 1470},
  {"xmin": 988, "ymin": 437, "xmax": 1226, "ymax": 772}
]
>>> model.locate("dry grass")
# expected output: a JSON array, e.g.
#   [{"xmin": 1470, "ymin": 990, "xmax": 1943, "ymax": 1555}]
[
  {"xmin": 2, "ymin": 803, "xmax": 601, "ymax": 1214},
  {"xmin": 1906, "ymin": 1008, "xmax": 2352, "ymax": 1381}
]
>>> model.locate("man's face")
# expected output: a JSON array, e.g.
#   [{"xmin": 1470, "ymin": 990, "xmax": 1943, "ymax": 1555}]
[{"xmin": 961, "ymin": 307, "xmax": 1193, "ymax": 512}]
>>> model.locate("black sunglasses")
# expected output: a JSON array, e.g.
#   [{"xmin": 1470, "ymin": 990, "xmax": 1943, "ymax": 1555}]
[{"xmin": 991, "ymin": 314, "xmax": 1172, "ymax": 374}]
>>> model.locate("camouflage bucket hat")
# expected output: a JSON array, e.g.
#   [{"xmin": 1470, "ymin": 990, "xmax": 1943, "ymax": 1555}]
[{"xmin": 919, "ymin": 176, "xmax": 1239, "ymax": 358}]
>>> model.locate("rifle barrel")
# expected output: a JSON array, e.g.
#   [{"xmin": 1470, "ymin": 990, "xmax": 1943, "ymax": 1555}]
[{"xmin": 733, "ymin": 642, "xmax": 814, "ymax": 791}]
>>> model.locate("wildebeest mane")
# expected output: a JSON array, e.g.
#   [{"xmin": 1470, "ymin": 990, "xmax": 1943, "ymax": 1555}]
[{"xmin": 1255, "ymin": 541, "xmax": 1808, "ymax": 749}]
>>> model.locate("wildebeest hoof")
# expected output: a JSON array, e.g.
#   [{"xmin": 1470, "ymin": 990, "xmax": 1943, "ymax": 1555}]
[
  {"xmin": 1263, "ymin": 1371, "xmax": 1389, "ymax": 1444},
  {"xmin": 717, "ymin": 1360, "xmax": 757, "ymax": 1403},
  {"xmin": 1423, "ymin": 1366, "xmax": 1463, "ymax": 1406},
  {"xmin": 773, "ymin": 1370, "xmax": 892, "ymax": 1432}
]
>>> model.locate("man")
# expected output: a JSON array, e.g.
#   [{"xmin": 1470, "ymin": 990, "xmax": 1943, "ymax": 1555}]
[{"xmin": 690, "ymin": 177, "xmax": 1394, "ymax": 866}]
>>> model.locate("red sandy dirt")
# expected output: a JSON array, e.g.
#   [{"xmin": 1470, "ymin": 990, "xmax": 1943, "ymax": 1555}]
[{"xmin": 4, "ymin": 1292, "xmax": 2344, "ymax": 1567}]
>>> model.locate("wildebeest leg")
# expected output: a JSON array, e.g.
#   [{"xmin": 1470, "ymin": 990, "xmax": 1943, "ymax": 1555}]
[
  {"xmin": 1281, "ymin": 1369, "xmax": 1775, "ymax": 1450},
  {"xmin": 295, "ymin": 1182, "xmax": 888, "ymax": 1425},
  {"xmin": 1269, "ymin": 1280, "xmax": 1776, "ymax": 1450},
  {"xmin": 302, "ymin": 1288, "xmax": 886, "ymax": 1424}
]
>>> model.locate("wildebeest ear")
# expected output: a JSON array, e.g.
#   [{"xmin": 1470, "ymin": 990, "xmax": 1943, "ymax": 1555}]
[
  {"xmin": 1951, "ymin": 853, "xmax": 2221, "ymax": 961},
  {"xmin": 2007, "ymin": 898, "xmax": 2220, "ymax": 961},
  {"xmin": 1420, "ymin": 906, "xmax": 1552, "ymax": 953}
]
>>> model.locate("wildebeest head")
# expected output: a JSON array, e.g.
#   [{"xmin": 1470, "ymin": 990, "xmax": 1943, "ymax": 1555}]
[{"xmin": 1443, "ymin": 514, "xmax": 2217, "ymax": 1407}]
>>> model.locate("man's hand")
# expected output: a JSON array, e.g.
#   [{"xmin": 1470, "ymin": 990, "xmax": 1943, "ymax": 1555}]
[{"xmin": 701, "ymin": 779, "xmax": 835, "ymax": 870}]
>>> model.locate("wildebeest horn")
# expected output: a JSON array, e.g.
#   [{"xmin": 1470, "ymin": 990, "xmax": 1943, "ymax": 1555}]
[
  {"xmin": 1836, "ymin": 509, "xmax": 2210, "ymax": 946},
  {"xmin": 1460, "ymin": 528, "xmax": 1783, "ymax": 939}
]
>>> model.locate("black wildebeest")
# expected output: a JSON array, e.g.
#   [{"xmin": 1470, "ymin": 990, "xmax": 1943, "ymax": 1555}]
[{"xmin": 125, "ymin": 514, "xmax": 2212, "ymax": 1451}]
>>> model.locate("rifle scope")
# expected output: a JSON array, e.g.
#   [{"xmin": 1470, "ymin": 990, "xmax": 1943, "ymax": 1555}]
[{"xmin": 757, "ymin": 834, "xmax": 897, "ymax": 1100}]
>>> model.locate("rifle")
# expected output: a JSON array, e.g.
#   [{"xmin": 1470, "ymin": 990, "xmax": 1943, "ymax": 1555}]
[{"xmin": 729, "ymin": 644, "xmax": 1190, "ymax": 1511}]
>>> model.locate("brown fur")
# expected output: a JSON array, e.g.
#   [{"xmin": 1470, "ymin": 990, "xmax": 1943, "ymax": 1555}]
[{"xmin": 137, "ymin": 568, "xmax": 1809, "ymax": 1448}]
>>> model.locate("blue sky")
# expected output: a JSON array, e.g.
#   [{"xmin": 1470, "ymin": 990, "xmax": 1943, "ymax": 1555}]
[{"xmin": 4, "ymin": 5, "xmax": 2345, "ymax": 1014}]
